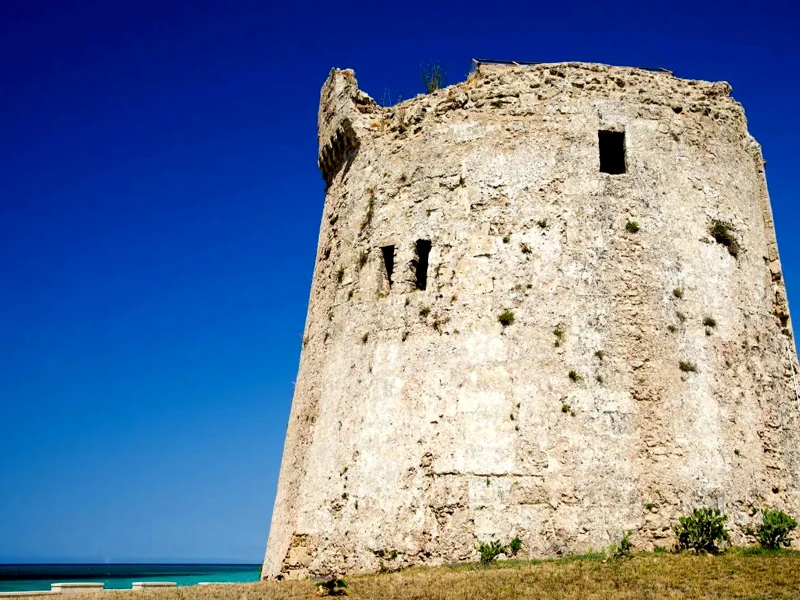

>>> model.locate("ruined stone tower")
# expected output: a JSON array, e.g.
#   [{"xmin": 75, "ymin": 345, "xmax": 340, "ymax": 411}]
[{"xmin": 263, "ymin": 61, "xmax": 800, "ymax": 579}]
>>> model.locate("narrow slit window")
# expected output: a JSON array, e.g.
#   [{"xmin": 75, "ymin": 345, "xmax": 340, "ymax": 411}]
[
  {"xmin": 598, "ymin": 130, "xmax": 626, "ymax": 174},
  {"xmin": 414, "ymin": 239, "xmax": 431, "ymax": 291},
  {"xmin": 381, "ymin": 245, "xmax": 395, "ymax": 287}
]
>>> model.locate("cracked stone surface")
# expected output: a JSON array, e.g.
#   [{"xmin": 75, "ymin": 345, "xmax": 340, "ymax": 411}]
[{"xmin": 263, "ymin": 62, "xmax": 800, "ymax": 579}]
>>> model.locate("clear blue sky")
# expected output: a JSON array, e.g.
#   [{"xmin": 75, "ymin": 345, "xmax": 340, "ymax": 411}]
[{"xmin": 0, "ymin": 0, "xmax": 797, "ymax": 564}]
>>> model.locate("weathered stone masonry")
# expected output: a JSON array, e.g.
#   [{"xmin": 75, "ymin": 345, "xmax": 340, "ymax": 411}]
[{"xmin": 263, "ymin": 61, "xmax": 800, "ymax": 579}]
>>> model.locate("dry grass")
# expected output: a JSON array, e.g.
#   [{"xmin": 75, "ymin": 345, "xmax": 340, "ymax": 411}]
[{"xmin": 73, "ymin": 550, "xmax": 800, "ymax": 600}]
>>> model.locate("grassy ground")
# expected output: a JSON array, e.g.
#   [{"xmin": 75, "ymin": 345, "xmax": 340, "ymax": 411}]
[{"xmin": 78, "ymin": 549, "xmax": 800, "ymax": 600}]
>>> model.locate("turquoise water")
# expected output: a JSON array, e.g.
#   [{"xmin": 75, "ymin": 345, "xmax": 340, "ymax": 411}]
[{"xmin": 0, "ymin": 564, "xmax": 260, "ymax": 592}]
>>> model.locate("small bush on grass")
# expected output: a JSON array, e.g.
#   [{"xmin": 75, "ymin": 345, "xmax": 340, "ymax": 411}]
[
  {"xmin": 673, "ymin": 507, "xmax": 730, "ymax": 554},
  {"xmin": 318, "ymin": 578, "xmax": 348, "ymax": 596},
  {"xmin": 755, "ymin": 509, "xmax": 798, "ymax": 549},
  {"xmin": 610, "ymin": 530, "xmax": 633, "ymax": 560},
  {"xmin": 477, "ymin": 540, "xmax": 505, "ymax": 566}
]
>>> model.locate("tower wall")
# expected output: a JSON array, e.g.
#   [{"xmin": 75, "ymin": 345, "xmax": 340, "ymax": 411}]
[{"xmin": 264, "ymin": 62, "xmax": 800, "ymax": 579}]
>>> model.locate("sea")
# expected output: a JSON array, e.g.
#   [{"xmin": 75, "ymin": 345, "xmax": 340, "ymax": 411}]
[{"xmin": 0, "ymin": 564, "xmax": 261, "ymax": 592}]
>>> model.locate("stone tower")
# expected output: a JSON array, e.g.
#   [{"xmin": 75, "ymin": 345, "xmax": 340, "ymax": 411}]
[{"xmin": 263, "ymin": 61, "xmax": 800, "ymax": 579}]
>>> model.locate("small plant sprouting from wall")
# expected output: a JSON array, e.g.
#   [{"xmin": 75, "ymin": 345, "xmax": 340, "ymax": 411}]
[
  {"xmin": 703, "ymin": 316, "xmax": 717, "ymax": 328},
  {"xmin": 375, "ymin": 548, "xmax": 399, "ymax": 560},
  {"xmin": 421, "ymin": 62, "xmax": 446, "ymax": 94},
  {"xmin": 361, "ymin": 332, "xmax": 369, "ymax": 344},
  {"xmin": 502, "ymin": 235, "xmax": 511, "ymax": 244},
  {"xmin": 419, "ymin": 306, "xmax": 431, "ymax": 318},
  {"xmin": 679, "ymin": 360, "xmax": 697, "ymax": 373},
  {"xmin": 490, "ymin": 99, "xmax": 506, "ymax": 108},
  {"xmin": 625, "ymin": 220, "xmax": 640, "ymax": 233},
  {"xmin": 498, "ymin": 310, "xmax": 515, "ymax": 327},
  {"xmin": 508, "ymin": 536, "xmax": 523, "ymax": 557},
  {"xmin": 709, "ymin": 219, "xmax": 740, "ymax": 258},
  {"xmin": 553, "ymin": 323, "xmax": 566, "ymax": 347},
  {"xmin": 336, "ymin": 267, "xmax": 345, "ymax": 283},
  {"xmin": 673, "ymin": 288, "xmax": 683, "ymax": 299},
  {"xmin": 432, "ymin": 316, "xmax": 451, "ymax": 332},
  {"xmin": 537, "ymin": 219, "xmax": 549, "ymax": 229},
  {"xmin": 348, "ymin": 289, "xmax": 354, "ymax": 300},
  {"xmin": 401, "ymin": 331, "xmax": 409, "ymax": 342},
  {"xmin": 561, "ymin": 402, "xmax": 571, "ymax": 413},
  {"xmin": 520, "ymin": 243, "xmax": 532, "ymax": 255},
  {"xmin": 667, "ymin": 325, "xmax": 677, "ymax": 333},
  {"xmin": 357, "ymin": 250, "xmax": 368, "ymax": 270},
  {"xmin": 596, "ymin": 374, "xmax": 604, "ymax": 384},
  {"xmin": 594, "ymin": 350, "xmax": 605, "ymax": 360},
  {"xmin": 676, "ymin": 311, "xmax": 686, "ymax": 322},
  {"xmin": 568, "ymin": 370, "xmax": 583, "ymax": 382},
  {"xmin": 360, "ymin": 191, "xmax": 375, "ymax": 231}
]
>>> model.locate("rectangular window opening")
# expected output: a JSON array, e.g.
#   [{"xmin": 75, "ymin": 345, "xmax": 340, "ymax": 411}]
[
  {"xmin": 381, "ymin": 245, "xmax": 395, "ymax": 288},
  {"xmin": 414, "ymin": 239, "xmax": 431, "ymax": 291},
  {"xmin": 599, "ymin": 130, "xmax": 626, "ymax": 175}
]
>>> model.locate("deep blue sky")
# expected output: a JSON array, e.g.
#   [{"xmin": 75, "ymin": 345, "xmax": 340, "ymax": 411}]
[{"xmin": 0, "ymin": 0, "xmax": 797, "ymax": 563}]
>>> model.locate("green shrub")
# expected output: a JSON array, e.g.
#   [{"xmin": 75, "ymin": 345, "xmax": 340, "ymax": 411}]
[
  {"xmin": 610, "ymin": 530, "xmax": 633, "ymax": 559},
  {"xmin": 679, "ymin": 361, "xmax": 697, "ymax": 373},
  {"xmin": 709, "ymin": 220, "xmax": 740, "ymax": 258},
  {"xmin": 361, "ymin": 332, "xmax": 369, "ymax": 344},
  {"xmin": 508, "ymin": 536, "xmax": 523, "ymax": 557},
  {"xmin": 673, "ymin": 288, "xmax": 683, "ymax": 298},
  {"xmin": 520, "ymin": 243, "xmax": 532, "ymax": 255},
  {"xmin": 357, "ymin": 250, "xmax": 368, "ymax": 269},
  {"xmin": 419, "ymin": 306, "xmax": 431, "ymax": 318},
  {"xmin": 477, "ymin": 540, "xmax": 505, "ymax": 565},
  {"xmin": 502, "ymin": 235, "xmax": 511, "ymax": 243},
  {"xmin": 537, "ymin": 219, "xmax": 548, "ymax": 229},
  {"xmin": 336, "ymin": 267, "xmax": 345, "ymax": 283},
  {"xmin": 568, "ymin": 370, "xmax": 582, "ymax": 382},
  {"xmin": 755, "ymin": 509, "xmax": 798, "ymax": 549},
  {"xmin": 625, "ymin": 220, "xmax": 640, "ymax": 233},
  {"xmin": 673, "ymin": 507, "xmax": 730, "ymax": 554},
  {"xmin": 703, "ymin": 316, "xmax": 717, "ymax": 328},
  {"xmin": 561, "ymin": 403, "xmax": 571, "ymax": 413},
  {"xmin": 318, "ymin": 578, "xmax": 348, "ymax": 596},
  {"xmin": 498, "ymin": 310, "xmax": 515, "ymax": 327},
  {"xmin": 594, "ymin": 350, "xmax": 605, "ymax": 360}
]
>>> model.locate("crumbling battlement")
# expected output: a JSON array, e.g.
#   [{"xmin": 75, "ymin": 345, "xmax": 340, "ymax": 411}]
[{"xmin": 265, "ymin": 62, "xmax": 800, "ymax": 580}]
